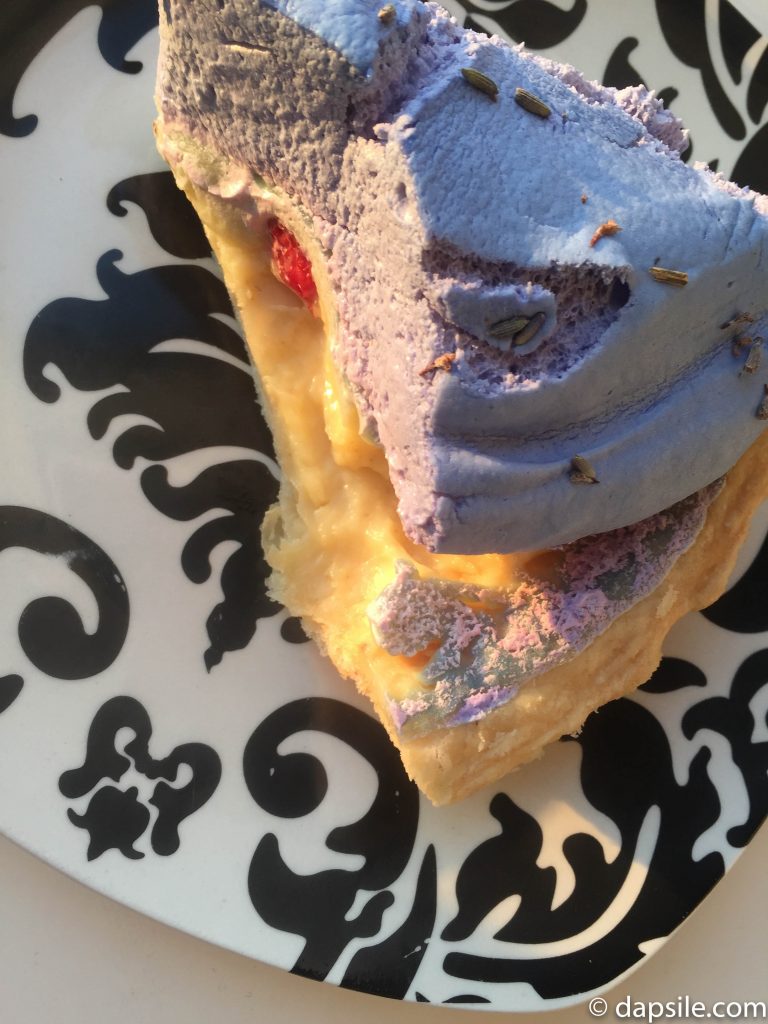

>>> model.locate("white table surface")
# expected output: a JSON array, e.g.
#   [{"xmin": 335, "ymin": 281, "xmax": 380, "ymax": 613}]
[{"xmin": 1, "ymin": 824, "xmax": 765, "ymax": 1023}]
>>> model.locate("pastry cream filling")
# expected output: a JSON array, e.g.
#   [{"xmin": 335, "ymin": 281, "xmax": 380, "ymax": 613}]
[{"xmin": 170, "ymin": 174, "xmax": 537, "ymax": 712}]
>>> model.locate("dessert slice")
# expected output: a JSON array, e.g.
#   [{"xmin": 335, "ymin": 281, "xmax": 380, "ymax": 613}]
[{"xmin": 155, "ymin": 0, "xmax": 768, "ymax": 803}]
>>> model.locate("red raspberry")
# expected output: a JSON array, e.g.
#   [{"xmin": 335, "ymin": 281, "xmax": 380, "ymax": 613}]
[{"xmin": 268, "ymin": 218, "xmax": 318, "ymax": 311}]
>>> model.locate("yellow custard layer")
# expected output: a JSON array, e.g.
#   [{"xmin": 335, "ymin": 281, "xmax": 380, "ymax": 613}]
[{"xmin": 180, "ymin": 184, "xmax": 536, "ymax": 707}]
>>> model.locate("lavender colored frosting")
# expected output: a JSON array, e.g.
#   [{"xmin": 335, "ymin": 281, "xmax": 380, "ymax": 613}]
[
  {"xmin": 156, "ymin": 0, "xmax": 768, "ymax": 554},
  {"xmin": 369, "ymin": 484, "xmax": 718, "ymax": 737},
  {"xmin": 261, "ymin": 0, "xmax": 418, "ymax": 73}
]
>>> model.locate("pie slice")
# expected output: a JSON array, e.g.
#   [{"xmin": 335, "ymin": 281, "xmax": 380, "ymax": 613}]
[{"xmin": 155, "ymin": 0, "xmax": 768, "ymax": 803}]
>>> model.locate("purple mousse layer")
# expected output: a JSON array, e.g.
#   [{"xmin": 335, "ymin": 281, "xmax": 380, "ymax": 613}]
[
  {"xmin": 156, "ymin": 0, "xmax": 768, "ymax": 554},
  {"xmin": 369, "ymin": 483, "xmax": 720, "ymax": 738}
]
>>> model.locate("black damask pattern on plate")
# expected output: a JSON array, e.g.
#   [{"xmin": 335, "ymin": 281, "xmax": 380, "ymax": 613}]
[
  {"xmin": 60, "ymin": 695, "xmax": 221, "ymax": 860},
  {"xmin": 603, "ymin": 1, "xmax": 768, "ymax": 186},
  {"xmin": 702, "ymin": 526, "xmax": 768, "ymax": 633},
  {"xmin": 24, "ymin": 241, "xmax": 281, "ymax": 668},
  {"xmin": 244, "ymin": 698, "xmax": 433, "ymax": 995},
  {"xmin": 682, "ymin": 648, "xmax": 768, "ymax": 848},
  {"xmin": 141, "ymin": 460, "xmax": 280, "ymax": 669},
  {"xmin": 732, "ymin": 121, "xmax": 768, "ymax": 196},
  {"xmin": 0, "ymin": 506, "xmax": 128, "ymax": 682},
  {"xmin": 25, "ymin": 250, "xmax": 250, "ymax": 410},
  {"xmin": 720, "ymin": 0, "xmax": 762, "ymax": 86},
  {"xmin": 746, "ymin": 48, "xmax": 768, "ymax": 125},
  {"xmin": 415, "ymin": 992, "xmax": 491, "ymax": 1004},
  {"xmin": 339, "ymin": 844, "xmax": 437, "ymax": 1000},
  {"xmin": 280, "ymin": 615, "xmax": 311, "ymax": 645},
  {"xmin": 602, "ymin": 37, "xmax": 644, "ymax": 91},
  {"xmin": 640, "ymin": 656, "xmax": 707, "ymax": 694},
  {"xmin": 68, "ymin": 785, "xmax": 151, "ymax": 861},
  {"xmin": 0, "ymin": 675, "xmax": 24, "ymax": 715},
  {"xmin": 107, "ymin": 172, "xmax": 212, "ymax": 260},
  {"xmin": 0, "ymin": 0, "xmax": 157, "ymax": 138},
  {"xmin": 656, "ymin": 0, "xmax": 747, "ymax": 142},
  {"xmin": 458, "ymin": 0, "xmax": 587, "ymax": 50},
  {"xmin": 442, "ymin": 696, "xmax": 731, "ymax": 997}
]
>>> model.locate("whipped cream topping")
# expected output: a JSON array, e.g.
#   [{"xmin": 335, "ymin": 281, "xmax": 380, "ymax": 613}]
[
  {"xmin": 156, "ymin": 0, "xmax": 768, "ymax": 554},
  {"xmin": 261, "ymin": 0, "xmax": 419, "ymax": 73}
]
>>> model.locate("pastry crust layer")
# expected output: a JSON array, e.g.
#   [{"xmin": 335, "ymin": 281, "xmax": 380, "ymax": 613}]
[{"xmin": 169, "ymin": 164, "xmax": 768, "ymax": 805}]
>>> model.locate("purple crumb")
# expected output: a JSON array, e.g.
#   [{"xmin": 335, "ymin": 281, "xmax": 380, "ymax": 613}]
[{"xmin": 371, "ymin": 481, "xmax": 720, "ymax": 737}]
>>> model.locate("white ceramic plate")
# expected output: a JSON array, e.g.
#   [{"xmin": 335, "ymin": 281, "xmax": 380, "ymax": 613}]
[{"xmin": 0, "ymin": 0, "xmax": 766, "ymax": 1011}]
